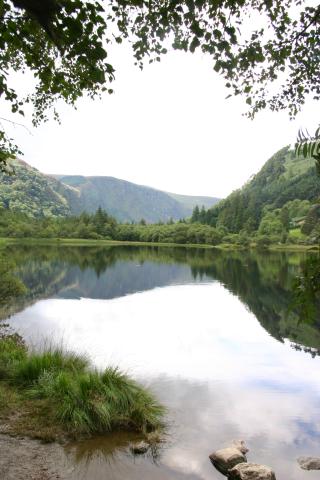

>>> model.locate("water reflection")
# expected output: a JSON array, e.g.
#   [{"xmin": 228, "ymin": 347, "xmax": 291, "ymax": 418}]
[
  {"xmin": 2, "ymin": 245, "xmax": 319, "ymax": 352},
  {"xmin": 2, "ymin": 245, "xmax": 320, "ymax": 479}
]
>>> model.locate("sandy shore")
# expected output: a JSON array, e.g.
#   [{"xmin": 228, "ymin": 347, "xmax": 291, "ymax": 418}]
[{"xmin": 0, "ymin": 434, "xmax": 73, "ymax": 480}]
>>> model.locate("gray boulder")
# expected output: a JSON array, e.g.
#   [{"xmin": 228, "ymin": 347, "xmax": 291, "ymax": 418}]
[
  {"xmin": 228, "ymin": 462, "xmax": 276, "ymax": 480},
  {"xmin": 298, "ymin": 456, "xmax": 320, "ymax": 470},
  {"xmin": 209, "ymin": 441, "xmax": 248, "ymax": 475}
]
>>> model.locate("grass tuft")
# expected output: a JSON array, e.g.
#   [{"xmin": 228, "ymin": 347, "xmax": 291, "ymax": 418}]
[
  {"xmin": 0, "ymin": 337, "xmax": 165, "ymax": 437},
  {"xmin": 12, "ymin": 346, "xmax": 89, "ymax": 385}
]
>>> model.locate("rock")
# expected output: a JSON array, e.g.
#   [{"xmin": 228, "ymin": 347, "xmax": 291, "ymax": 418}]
[
  {"xmin": 146, "ymin": 431, "xmax": 162, "ymax": 445},
  {"xmin": 228, "ymin": 462, "xmax": 276, "ymax": 480},
  {"xmin": 209, "ymin": 441, "xmax": 248, "ymax": 475},
  {"xmin": 297, "ymin": 456, "xmax": 320, "ymax": 470},
  {"xmin": 129, "ymin": 441, "xmax": 149, "ymax": 455}
]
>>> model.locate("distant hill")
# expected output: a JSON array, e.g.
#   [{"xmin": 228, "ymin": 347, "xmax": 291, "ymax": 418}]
[
  {"xmin": 0, "ymin": 159, "xmax": 220, "ymax": 222},
  {"xmin": 167, "ymin": 192, "xmax": 219, "ymax": 211},
  {"xmin": 207, "ymin": 146, "xmax": 320, "ymax": 232}
]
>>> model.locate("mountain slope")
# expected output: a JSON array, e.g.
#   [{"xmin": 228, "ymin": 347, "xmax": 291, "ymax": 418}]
[
  {"xmin": 167, "ymin": 192, "xmax": 219, "ymax": 210},
  {"xmin": 0, "ymin": 159, "xmax": 72, "ymax": 217},
  {"xmin": 0, "ymin": 159, "xmax": 220, "ymax": 222},
  {"xmin": 53, "ymin": 174, "xmax": 220, "ymax": 222},
  {"xmin": 55, "ymin": 174, "xmax": 190, "ymax": 222},
  {"xmin": 208, "ymin": 146, "xmax": 320, "ymax": 232}
]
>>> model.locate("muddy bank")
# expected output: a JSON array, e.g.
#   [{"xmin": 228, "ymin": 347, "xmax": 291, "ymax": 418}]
[{"xmin": 0, "ymin": 434, "xmax": 73, "ymax": 480}]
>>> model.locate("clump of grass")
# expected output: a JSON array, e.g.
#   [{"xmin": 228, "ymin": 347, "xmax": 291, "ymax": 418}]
[
  {"xmin": 30, "ymin": 367, "xmax": 164, "ymax": 434},
  {"xmin": 0, "ymin": 336, "xmax": 165, "ymax": 437},
  {"xmin": 12, "ymin": 346, "xmax": 89, "ymax": 385}
]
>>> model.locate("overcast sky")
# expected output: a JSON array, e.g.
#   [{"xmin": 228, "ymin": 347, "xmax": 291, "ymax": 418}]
[{"xmin": 3, "ymin": 45, "xmax": 319, "ymax": 198}]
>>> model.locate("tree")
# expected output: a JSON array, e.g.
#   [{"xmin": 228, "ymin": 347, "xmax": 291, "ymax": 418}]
[
  {"xmin": 191, "ymin": 205, "xmax": 200, "ymax": 223},
  {"xmin": 301, "ymin": 204, "xmax": 320, "ymax": 235},
  {"xmin": 1, "ymin": 0, "xmax": 319, "ymax": 170},
  {"xmin": 0, "ymin": 0, "xmax": 114, "ymax": 170},
  {"xmin": 280, "ymin": 206, "xmax": 290, "ymax": 231}
]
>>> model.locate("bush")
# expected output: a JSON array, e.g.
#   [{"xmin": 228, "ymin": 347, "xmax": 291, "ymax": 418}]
[{"xmin": 256, "ymin": 235, "xmax": 271, "ymax": 249}]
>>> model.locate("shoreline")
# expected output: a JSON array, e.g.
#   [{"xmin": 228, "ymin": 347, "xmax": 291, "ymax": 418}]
[{"xmin": 0, "ymin": 237, "xmax": 318, "ymax": 252}]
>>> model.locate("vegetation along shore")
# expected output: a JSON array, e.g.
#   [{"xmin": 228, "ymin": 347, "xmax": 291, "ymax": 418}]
[{"xmin": 0, "ymin": 327, "xmax": 164, "ymax": 443}]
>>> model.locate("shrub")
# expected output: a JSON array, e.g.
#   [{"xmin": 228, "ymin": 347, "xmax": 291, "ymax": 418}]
[{"xmin": 256, "ymin": 235, "xmax": 271, "ymax": 249}]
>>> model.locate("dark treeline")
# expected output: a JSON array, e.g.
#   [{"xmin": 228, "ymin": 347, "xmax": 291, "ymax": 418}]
[
  {"xmin": 0, "ymin": 206, "xmax": 225, "ymax": 245},
  {"xmin": 1, "ymin": 201, "xmax": 320, "ymax": 247},
  {"xmin": 190, "ymin": 200, "xmax": 320, "ymax": 245}
]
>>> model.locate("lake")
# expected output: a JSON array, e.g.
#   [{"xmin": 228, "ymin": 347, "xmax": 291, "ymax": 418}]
[{"xmin": 2, "ymin": 245, "xmax": 320, "ymax": 480}]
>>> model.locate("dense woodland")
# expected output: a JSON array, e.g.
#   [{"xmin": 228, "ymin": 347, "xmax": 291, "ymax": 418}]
[
  {"xmin": 189, "ymin": 147, "xmax": 320, "ymax": 246},
  {"xmin": 0, "ymin": 200, "xmax": 319, "ymax": 247}
]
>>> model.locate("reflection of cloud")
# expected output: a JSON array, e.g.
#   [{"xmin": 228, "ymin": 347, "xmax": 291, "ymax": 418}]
[
  {"xmin": 150, "ymin": 377, "xmax": 320, "ymax": 480},
  {"xmin": 8, "ymin": 284, "xmax": 320, "ymax": 480},
  {"xmin": 9, "ymin": 285, "xmax": 320, "ymax": 385},
  {"xmin": 57, "ymin": 376, "xmax": 320, "ymax": 480}
]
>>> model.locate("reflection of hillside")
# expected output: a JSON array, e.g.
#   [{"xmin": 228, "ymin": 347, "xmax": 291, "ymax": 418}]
[
  {"xmin": 191, "ymin": 251, "xmax": 320, "ymax": 354},
  {"xmin": 0, "ymin": 245, "xmax": 216, "ymax": 320},
  {"xmin": 2, "ymin": 245, "xmax": 320, "ymax": 353}
]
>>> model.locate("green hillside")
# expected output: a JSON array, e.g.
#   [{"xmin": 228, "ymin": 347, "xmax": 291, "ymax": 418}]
[
  {"xmin": 53, "ymin": 174, "xmax": 220, "ymax": 222},
  {"xmin": 0, "ymin": 159, "xmax": 72, "ymax": 217},
  {"xmin": 202, "ymin": 147, "xmax": 320, "ymax": 234},
  {"xmin": 0, "ymin": 159, "xmax": 219, "ymax": 222},
  {"xmin": 55, "ymin": 175, "xmax": 188, "ymax": 222}
]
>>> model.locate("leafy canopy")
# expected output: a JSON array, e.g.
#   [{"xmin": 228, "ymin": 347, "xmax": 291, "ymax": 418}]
[{"xmin": 0, "ymin": 0, "xmax": 319, "ymax": 170}]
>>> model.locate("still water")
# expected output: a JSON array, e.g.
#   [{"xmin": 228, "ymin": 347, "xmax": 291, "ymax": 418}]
[{"xmin": 3, "ymin": 245, "xmax": 320, "ymax": 479}]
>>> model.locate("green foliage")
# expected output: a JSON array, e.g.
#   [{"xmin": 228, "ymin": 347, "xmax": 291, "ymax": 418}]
[
  {"xmin": 0, "ymin": 0, "xmax": 114, "ymax": 169},
  {"xmin": 295, "ymin": 126, "xmax": 320, "ymax": 175},
  {"xmin": 95, "ymin": 0, "xmax": 320, "ymax": 118},
  {"xmin": 258, "ymin": 211, "xmax": 283, "ymax": 237},
  {"xmin": 255, "ymin": 236, "xmax": 272, "ymax": 250},
  {"xmin": 301, "ymin": 205, "xmax": 320, "ymax": 236},
  {"xmin": 0, "ymin": 159, "xmax": 71, "ymax": 217},
  {"xmin": 280, "ymin": 206, "xmax": 290, "ymax": 231}
]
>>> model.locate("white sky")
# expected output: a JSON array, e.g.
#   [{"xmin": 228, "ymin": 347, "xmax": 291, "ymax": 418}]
[{"xmin": 3, "ymin": 45, "xmax": 319, "ymax": 198}]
